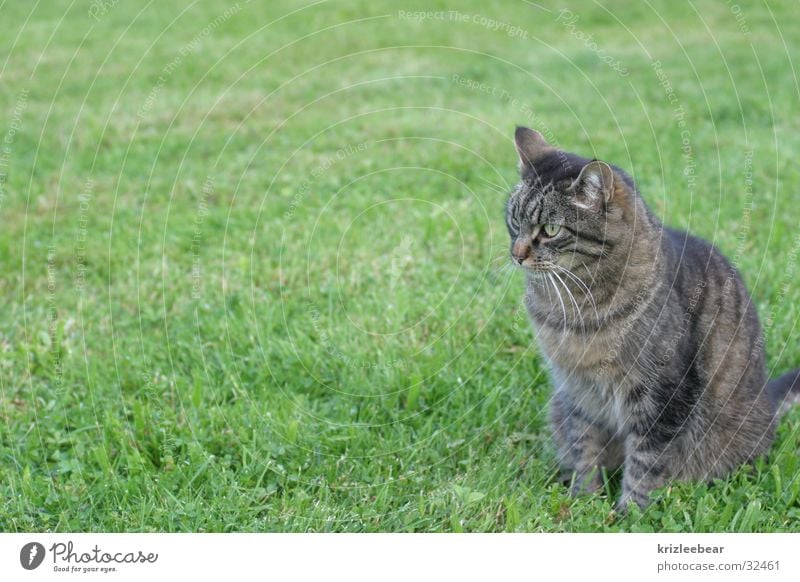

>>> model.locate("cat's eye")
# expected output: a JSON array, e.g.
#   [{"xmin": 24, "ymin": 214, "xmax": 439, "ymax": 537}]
[{"xmin": 542, "ymin": 224, "xmax": 561, "ymax": 237}]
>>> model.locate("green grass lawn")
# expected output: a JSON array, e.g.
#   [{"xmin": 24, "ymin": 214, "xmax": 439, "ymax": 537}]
[{"xmin": 1, "ymin": 0, "xmax": 799, "ymax": 532}]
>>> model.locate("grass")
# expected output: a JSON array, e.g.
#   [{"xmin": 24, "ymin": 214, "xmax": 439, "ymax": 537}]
[{"xmin": 0, "ymin": 0, "xmax": 799, "ymax": 532}]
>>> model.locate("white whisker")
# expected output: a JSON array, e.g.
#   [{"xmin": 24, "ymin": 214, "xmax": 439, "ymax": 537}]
[
  {"xmin": 547, "ymin": 272, "xmax": 568, "ymax": 335},
  {"xmin": 552, "ymin": 270, "xmax": 585, "ymax": 335},
  {"xmin": 542, "ymin": 273, "xmax": 553, "ymax": 303},
  {"xmin": 479, "ymin": 176, "xmax": 511, "ymax": 195},
  {"xmin": 556, "ymin": 265, "xmax": 601, "ymax": 328}
]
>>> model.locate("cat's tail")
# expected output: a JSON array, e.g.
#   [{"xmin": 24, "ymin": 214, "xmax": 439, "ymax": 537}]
[{"xmin": 768, "ymin": 369, "xmax": 800, "ymax": 416}]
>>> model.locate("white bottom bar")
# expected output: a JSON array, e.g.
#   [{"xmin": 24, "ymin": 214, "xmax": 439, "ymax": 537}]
[{"xmin": 1, "ymin": 533, "xmax": 797, "ymax": 581}]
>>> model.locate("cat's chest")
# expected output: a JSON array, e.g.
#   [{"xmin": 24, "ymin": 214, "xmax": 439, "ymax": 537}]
[
  {"xmin": 567, "ymin": 377, "xmax": 630, "ymax": 434},
  {"xmin": 534, "ymin": 315, "xmax": 649, "ymax": 385},
  {"xmin": 536, "ymin": 325, "xmax": 619, "ymax": 375},
  {"xmin": 549, "ymin": 362, "xmax": 633, "ymax": 434},
  {"xmin": 540, "ymin": 330, "xmax": 644, "ymax": 434}
]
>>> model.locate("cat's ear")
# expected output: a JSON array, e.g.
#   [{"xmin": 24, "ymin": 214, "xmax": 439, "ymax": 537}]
[
  {"xmin": 514, "ymin": 126, "xmax": 552, "ymax": 168},
  {"xmin": 574, "ymin": 160, "xmax": 615, "ymax": 206}
]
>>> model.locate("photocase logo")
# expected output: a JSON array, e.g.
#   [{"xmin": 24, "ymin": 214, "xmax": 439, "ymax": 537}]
[{"xmin": 20, "ymin": 542, "xmax": 46, "ymax": 570}]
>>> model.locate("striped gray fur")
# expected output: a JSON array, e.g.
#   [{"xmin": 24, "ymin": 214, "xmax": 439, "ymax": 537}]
[{"xmin": 506, "ymin": 127, "xmax": 800, "ymax": 510}]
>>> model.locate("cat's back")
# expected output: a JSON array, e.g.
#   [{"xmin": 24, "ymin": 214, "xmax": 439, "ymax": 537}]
[
  {"xmin": 662, "ymin": 225, "xmax": 755, "ymax": 318},
  {"xmin": 661, "ymin": 225, "xmax": 767, "ymax": 401}
]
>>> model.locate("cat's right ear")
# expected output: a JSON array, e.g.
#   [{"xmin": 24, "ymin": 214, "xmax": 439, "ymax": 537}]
[
  {"xmin": 574, "ymin": 160, "xmax": 615, "ymax": 207},
  {"xmin": 514, "ymin": 126, "xmax": 552, "ymax": 169}
]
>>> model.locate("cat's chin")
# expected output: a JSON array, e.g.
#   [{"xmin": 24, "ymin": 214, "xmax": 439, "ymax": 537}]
[
  {"xmin": 518, "ymin": 262, "xmax": 556, "ymax": 274},
  {"xmin": 508, "ymin": 255, "xmax": 557, "ymax": 273},
  {"xmin": 522, "ymin": 267, "xmax": 556, "ymax": 283}
]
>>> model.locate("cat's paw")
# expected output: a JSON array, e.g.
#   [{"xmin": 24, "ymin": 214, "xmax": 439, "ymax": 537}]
[
  {"xmin": 615, "ymin": 490, "xmax": 650, "ymax": 512},
  {"xmin": 569, "ymin": 469, "xmax": 603, "ymax": 496}
]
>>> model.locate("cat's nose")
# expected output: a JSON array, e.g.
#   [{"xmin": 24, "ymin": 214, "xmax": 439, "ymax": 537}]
[{"xmin": 512, "ymin": 239, "xmax": 530, "ymax": 264}]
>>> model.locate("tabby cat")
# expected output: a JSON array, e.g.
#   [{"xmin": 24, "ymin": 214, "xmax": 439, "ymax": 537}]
[{"xmin": 506, "ymin": 126, "xmax": 800, "ymax": 509}]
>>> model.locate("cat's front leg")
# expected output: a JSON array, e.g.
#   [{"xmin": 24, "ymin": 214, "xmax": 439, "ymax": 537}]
[
  {"xmin": 617, "ymin": 432, "xmax": 671, "ymax": 510},
  {"xmin": 551, "ymin": 390, "xmax": 612, "ymax": 495}
]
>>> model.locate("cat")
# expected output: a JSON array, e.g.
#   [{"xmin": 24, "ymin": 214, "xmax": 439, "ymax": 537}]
[{"xmin": 506, "ymin": 126, "xmax": 800, "ymax": 510}]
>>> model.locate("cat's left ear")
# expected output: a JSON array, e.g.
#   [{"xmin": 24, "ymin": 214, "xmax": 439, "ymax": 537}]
[
  {"xmin": 514, "ymin": 126, "xmax": 552, "ymax": 168},
  {"xmin": 574, "ymin": 160, "xmax": 615, "ymax": 206}
]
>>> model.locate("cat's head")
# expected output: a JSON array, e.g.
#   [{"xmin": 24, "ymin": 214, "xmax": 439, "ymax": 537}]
[{"xmin": 505, "ymin": 126, "xmax": 637, "ymax": 275}]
